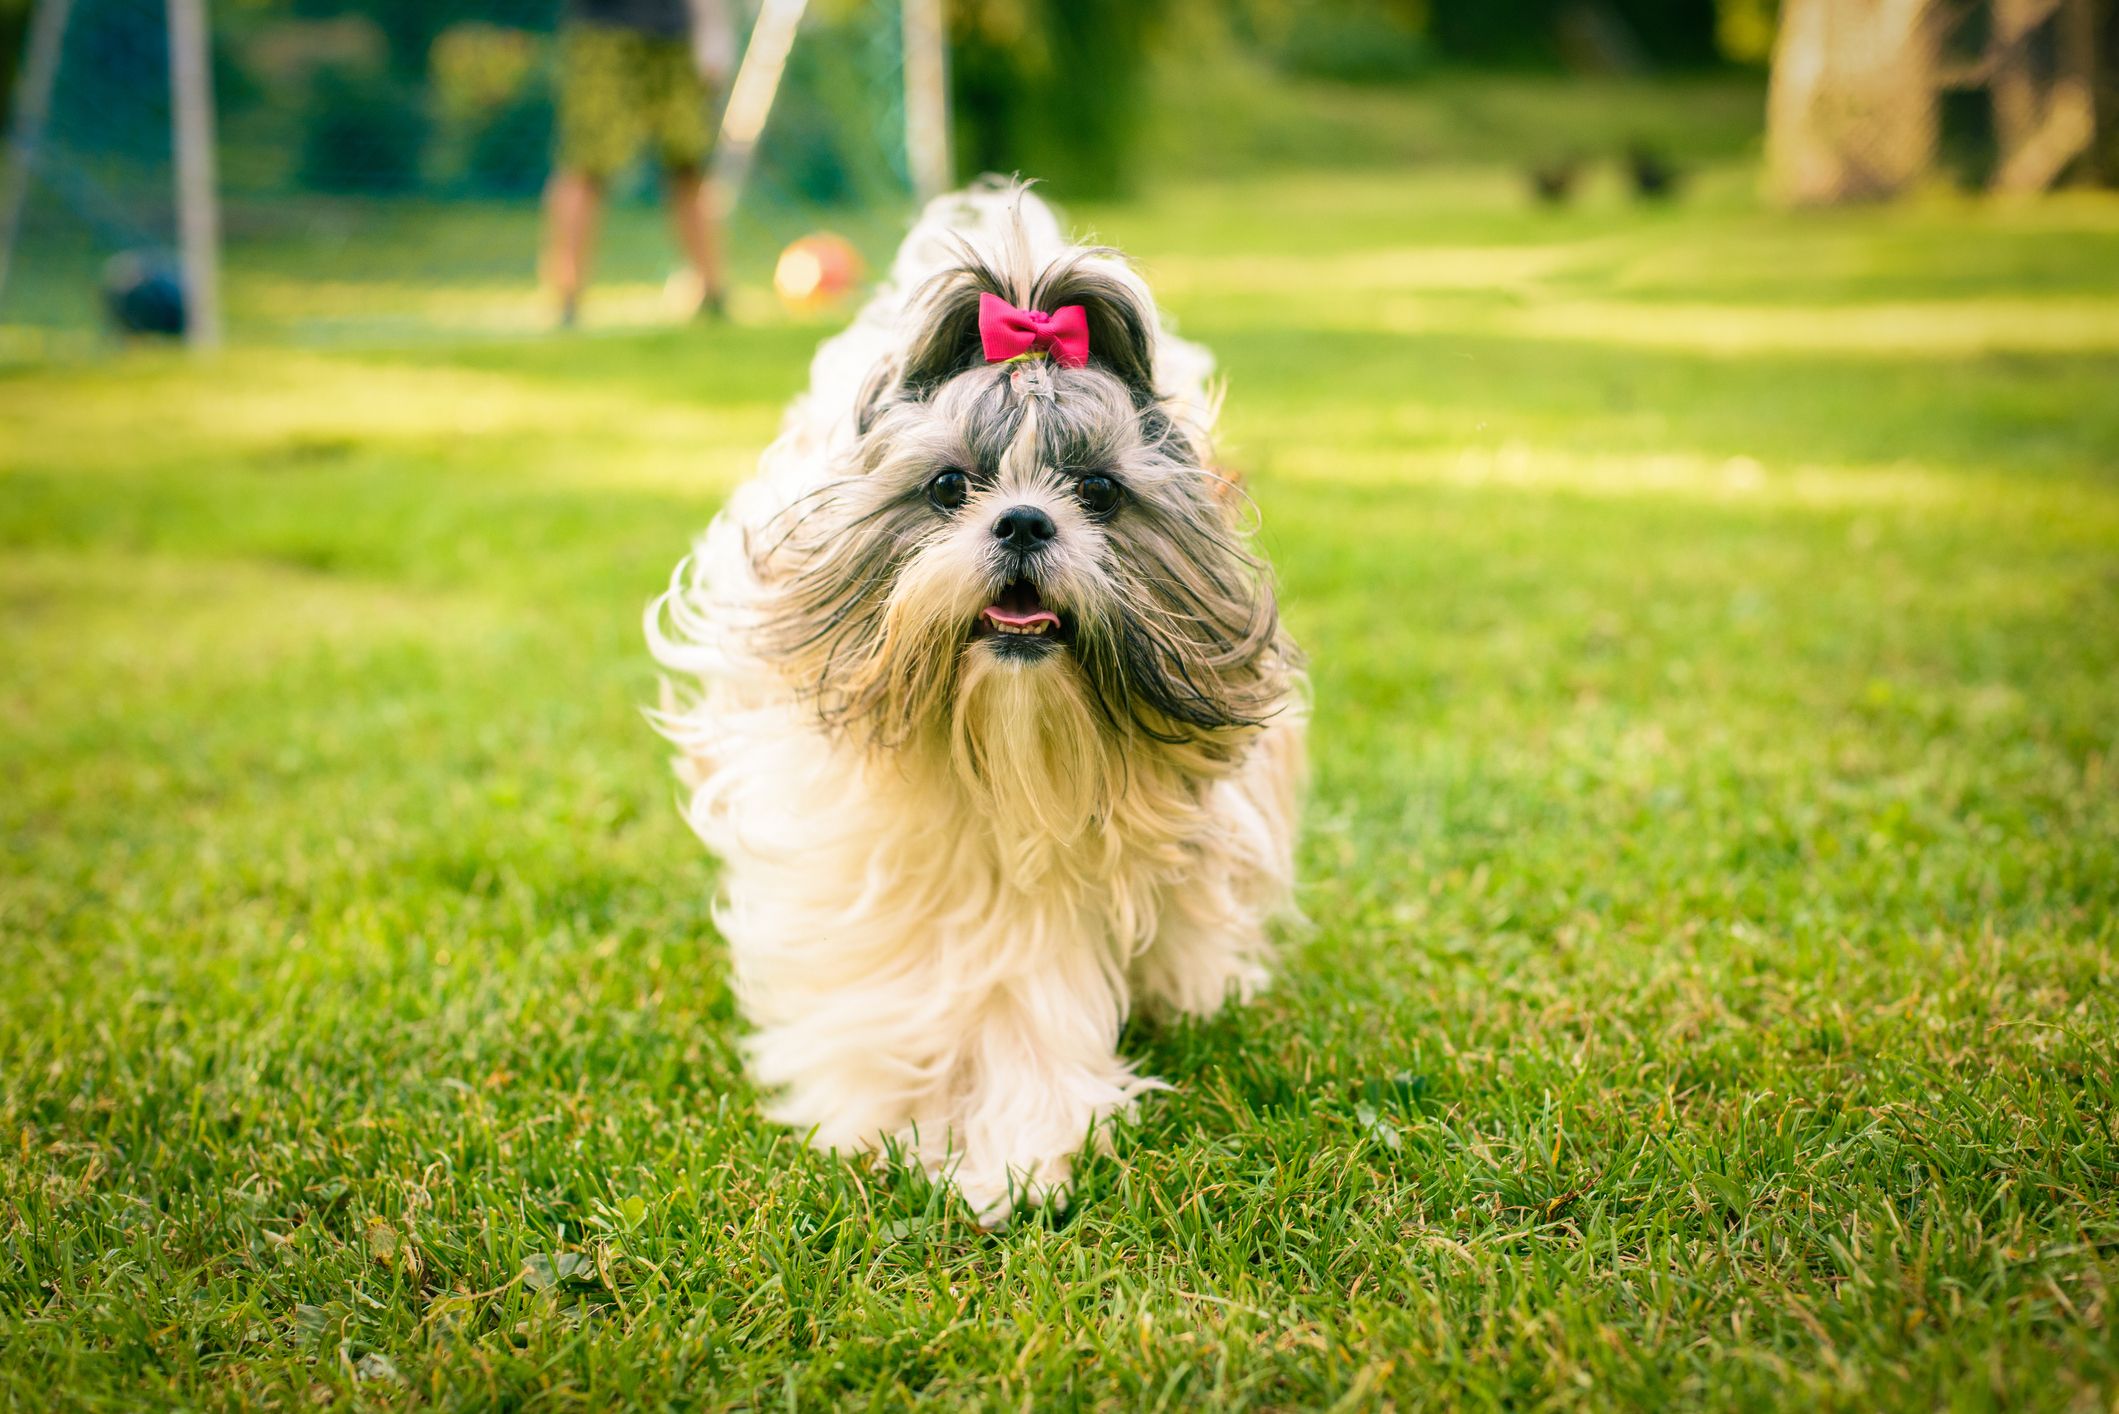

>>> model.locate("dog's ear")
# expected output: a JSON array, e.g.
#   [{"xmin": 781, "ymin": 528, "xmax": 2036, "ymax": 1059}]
[
  {"xmin": 1030, "ymin": 255, "xmax": 1160, "ymax": 401},
  {"xmin": 853, "ymin": 355, "xmax": 900, "ymax": 435},
  {"xmin": 896, "ymin": 257, "xmax": 1010, "ymax": 398},
  {"xmin": 889, "ymin": 250, "xmax": 1163, "ymax": 405}
]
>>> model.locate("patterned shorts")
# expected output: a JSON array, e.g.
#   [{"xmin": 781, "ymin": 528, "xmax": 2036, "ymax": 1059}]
[{"xmin": 556, "ymin": 24, "xmax": 714, "ymax": 180}]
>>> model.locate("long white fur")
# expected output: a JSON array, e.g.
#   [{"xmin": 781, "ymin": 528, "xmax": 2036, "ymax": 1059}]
[{"xmin": 648, "ymin": 184, "xmax": 1303, "ymax": 1222}]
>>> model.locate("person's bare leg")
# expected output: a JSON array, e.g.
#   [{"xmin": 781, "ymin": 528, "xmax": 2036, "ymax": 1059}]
[
  {"xmin": 664, "ymin": 165, "xmax": 726, "ymax": 318},
  {"xmin": 543, "ymin": 169, "xmax": 605, "ymax": 327}
]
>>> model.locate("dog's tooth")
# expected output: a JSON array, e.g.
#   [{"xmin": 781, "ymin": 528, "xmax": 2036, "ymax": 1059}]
[{"xmin": 986, "ymin": 615, "xmax": 1056, "ymax": 637}]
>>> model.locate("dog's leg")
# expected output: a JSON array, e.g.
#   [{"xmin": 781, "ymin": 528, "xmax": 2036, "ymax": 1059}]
[
  {"xmin": 747, "ymin": 1012, "xmax": 953, "ymax": 1162},
  {"xmin": 1131, "ymin": 872, "xmax": 1274, "ymax": 1020},
  {"xmin": 742, "ymin": 914, "xmax": 1146, "ymax": 1226},
  {"xmin": 1133, "ymin": 723, "xmax": 1304, "ymax": 1019},
  {"xmin": 943, "ymin": 945, "xmax": 1154, "ymax": 1226}
]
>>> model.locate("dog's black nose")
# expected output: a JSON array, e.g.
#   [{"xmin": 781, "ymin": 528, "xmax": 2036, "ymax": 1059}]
[{"xmin": 992, "ymin": 505, "xmax": 1057, "ymax": 551}]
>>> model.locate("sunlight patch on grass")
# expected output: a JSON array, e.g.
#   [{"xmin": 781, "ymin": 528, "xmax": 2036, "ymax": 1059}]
[
  {"xmin": 1148, "ymin": 243, "xmax": 1584, "ymax": 300},
  {"xmin": 1594, "ymin": 196, "xmax": 2119, "ymax": 297},
  {"xmin": 1253, "ymin": 290, "xmax": 2119, "ymax": 358},
  {"xmin": 0, "ymin": 552, "xmax": 498, "ymax": 722},
  {"xmin": 1448, "ymin": 296, "xmax": 2119, "ymax": 357},
  {"xmin": 230, "ymin": 276, "xmax": 804, "ymax": 338},
  {"xmin": 0, "ymin": 350, "xmax": 771, "ymax": 491},
  {"xmin": 1262, "ymin": 440, "xmax": 2117, "ymax": 524}
]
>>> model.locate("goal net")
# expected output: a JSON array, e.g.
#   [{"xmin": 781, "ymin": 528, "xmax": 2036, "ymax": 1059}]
[{"xmin": 0, "ymin": 0, "xmax": 926, "ymax": 353}]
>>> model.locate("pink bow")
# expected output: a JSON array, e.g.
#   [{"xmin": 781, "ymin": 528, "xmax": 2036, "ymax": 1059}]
[{"xmin": 978, "ymin": 292, "xmax": 1090, "ymax": 369}]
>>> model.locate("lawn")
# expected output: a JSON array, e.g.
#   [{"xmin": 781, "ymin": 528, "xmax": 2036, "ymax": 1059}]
[{"xmin": 6, "ymin": 120, "xmax": 2119, "ymax": 1409}]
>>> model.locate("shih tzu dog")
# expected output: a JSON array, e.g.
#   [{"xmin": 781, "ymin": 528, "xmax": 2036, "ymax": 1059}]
[{"xmin": 648, "ymin": 181, "xmax": 1304, "ymax": 1223}]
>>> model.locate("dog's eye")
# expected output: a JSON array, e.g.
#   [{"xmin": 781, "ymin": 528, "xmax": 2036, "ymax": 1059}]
[
  {"xmin": 1077, "ymin": 474, "xmax": 1122, "ymax": 516},
  {"xmin": 927, "ymin": 470, "xmax": 970, "ymax": 512}
]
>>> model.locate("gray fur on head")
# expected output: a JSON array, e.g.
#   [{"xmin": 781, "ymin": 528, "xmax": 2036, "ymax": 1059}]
[{"xmin": 755, "ymin": 234, "xmax": 1294, "ymax": 753}]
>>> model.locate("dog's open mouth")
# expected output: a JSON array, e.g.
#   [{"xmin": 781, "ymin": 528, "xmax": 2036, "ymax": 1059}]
[{"xmin": 974, "ymin": 578, "xmax": 1067, "ymax": 650}]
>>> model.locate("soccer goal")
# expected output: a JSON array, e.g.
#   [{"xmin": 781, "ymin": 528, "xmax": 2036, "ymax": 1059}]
[{"xmin": 0, "ymin": 0, "xmax": 948, "ymax": 354}]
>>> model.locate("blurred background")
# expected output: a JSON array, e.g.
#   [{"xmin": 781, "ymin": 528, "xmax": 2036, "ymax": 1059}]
[{"xmin": 3, "ymin": 0, "xmax": 2114, "ymax": 352}]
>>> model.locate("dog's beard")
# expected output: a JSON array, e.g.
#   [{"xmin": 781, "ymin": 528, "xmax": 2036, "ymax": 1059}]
[
  {"xmin": 950, "ymin": 646, "xmax": 1117, "ymax": 878},
  {"xmin": 752, "ymin": 345, "xmax": 1289, "ymax": 854}
]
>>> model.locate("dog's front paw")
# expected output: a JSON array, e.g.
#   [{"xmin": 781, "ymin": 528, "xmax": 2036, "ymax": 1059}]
[
  {"xmin": 953, "ymin": 1153, "xmax": 1073, "ymax": 1229},
  {"xmin": 1136, "ymin": 948, "xmax": 1271, "ymax": 1021}
]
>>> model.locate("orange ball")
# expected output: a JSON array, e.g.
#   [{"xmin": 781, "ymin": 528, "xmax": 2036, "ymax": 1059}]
[{"xmin": 773, "ymin": 233, "xmax": 864, "ymax": 311}]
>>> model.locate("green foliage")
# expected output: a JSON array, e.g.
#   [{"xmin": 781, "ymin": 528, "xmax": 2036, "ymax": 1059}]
[
  {"xmin": 1143, "ymin": 61, "xmax": 1763, "ymax": 177},
  {"xmin": 949, "ymin": 0, "xmax": 1166, "ymax": 199},
  {"xmin": 1271, "ymin": 3, "xmax": 1434, "ymax": 83},
  {"xmin": 1425, "ymin": 0, "xmax": 1722, "ymax": 68},
  {"xmin": 0, "ymin": 0, "xmax": 26, "ymax": 119},
  {"xmin": 1715, "ymin": 0, "xmax": 1777, "ymax": 65},
  {"xmin": 429, "ymin": 24, "xmax": 554, "ymax": 197},
  {"xmin": 460, "ymin": 77, "xmax": 554, "ymax": 196},
  {"xmin": 285, "ymin": 0, "xmax": 532, "ymax": 78},
  {"xmin": 1226, "ymin": 0, "xmax": 1433, "ymax": 81},
  {"xmin": 5, "ymin": 93, "xmax": 2119, "ymax": 1405},
  {"xmin": 296, "ymin": 61, "xmax": 430, "ymax": 194}
]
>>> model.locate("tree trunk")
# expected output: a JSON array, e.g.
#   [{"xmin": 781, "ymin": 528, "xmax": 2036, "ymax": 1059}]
[
  {"xmin": 1991, "ymin": 0, "xmax": 2100, "ymax": 191},
  {"xmin": 1769, "ymin": 0, "xmax": 1940, "ymax": 203}
]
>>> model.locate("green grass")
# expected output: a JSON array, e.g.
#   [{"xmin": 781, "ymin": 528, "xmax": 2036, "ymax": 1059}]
[
  {"xmin": 1141, "ymin": 46, "xmax": 1769, "ymax": 176},
  {"xmin": 7, "ymin": 135, "xmax": 2119, "ymax": 1409}
]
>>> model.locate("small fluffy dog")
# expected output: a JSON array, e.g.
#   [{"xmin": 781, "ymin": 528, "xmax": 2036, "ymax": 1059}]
[{"xmin": 648, "ymin": 182, "xmax": 1304, "ymax": 1222}]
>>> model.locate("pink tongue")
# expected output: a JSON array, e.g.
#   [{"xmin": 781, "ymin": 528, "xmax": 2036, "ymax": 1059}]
[{"xmin": 984, "ymin": 605, "xmax": 1061, "ymax": 629}]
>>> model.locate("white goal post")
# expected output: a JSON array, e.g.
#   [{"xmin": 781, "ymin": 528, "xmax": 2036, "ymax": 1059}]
[
  {"xmin": 0, "ymin": 0, "xmax": 950, "ymax": 344},
  {"xmin": 167, "ymin": 0, "xmax": 220, "ymax": 348},
  {"xmin": 0, "ymin": 0, "xmax": 222, "ymax": 348}
]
